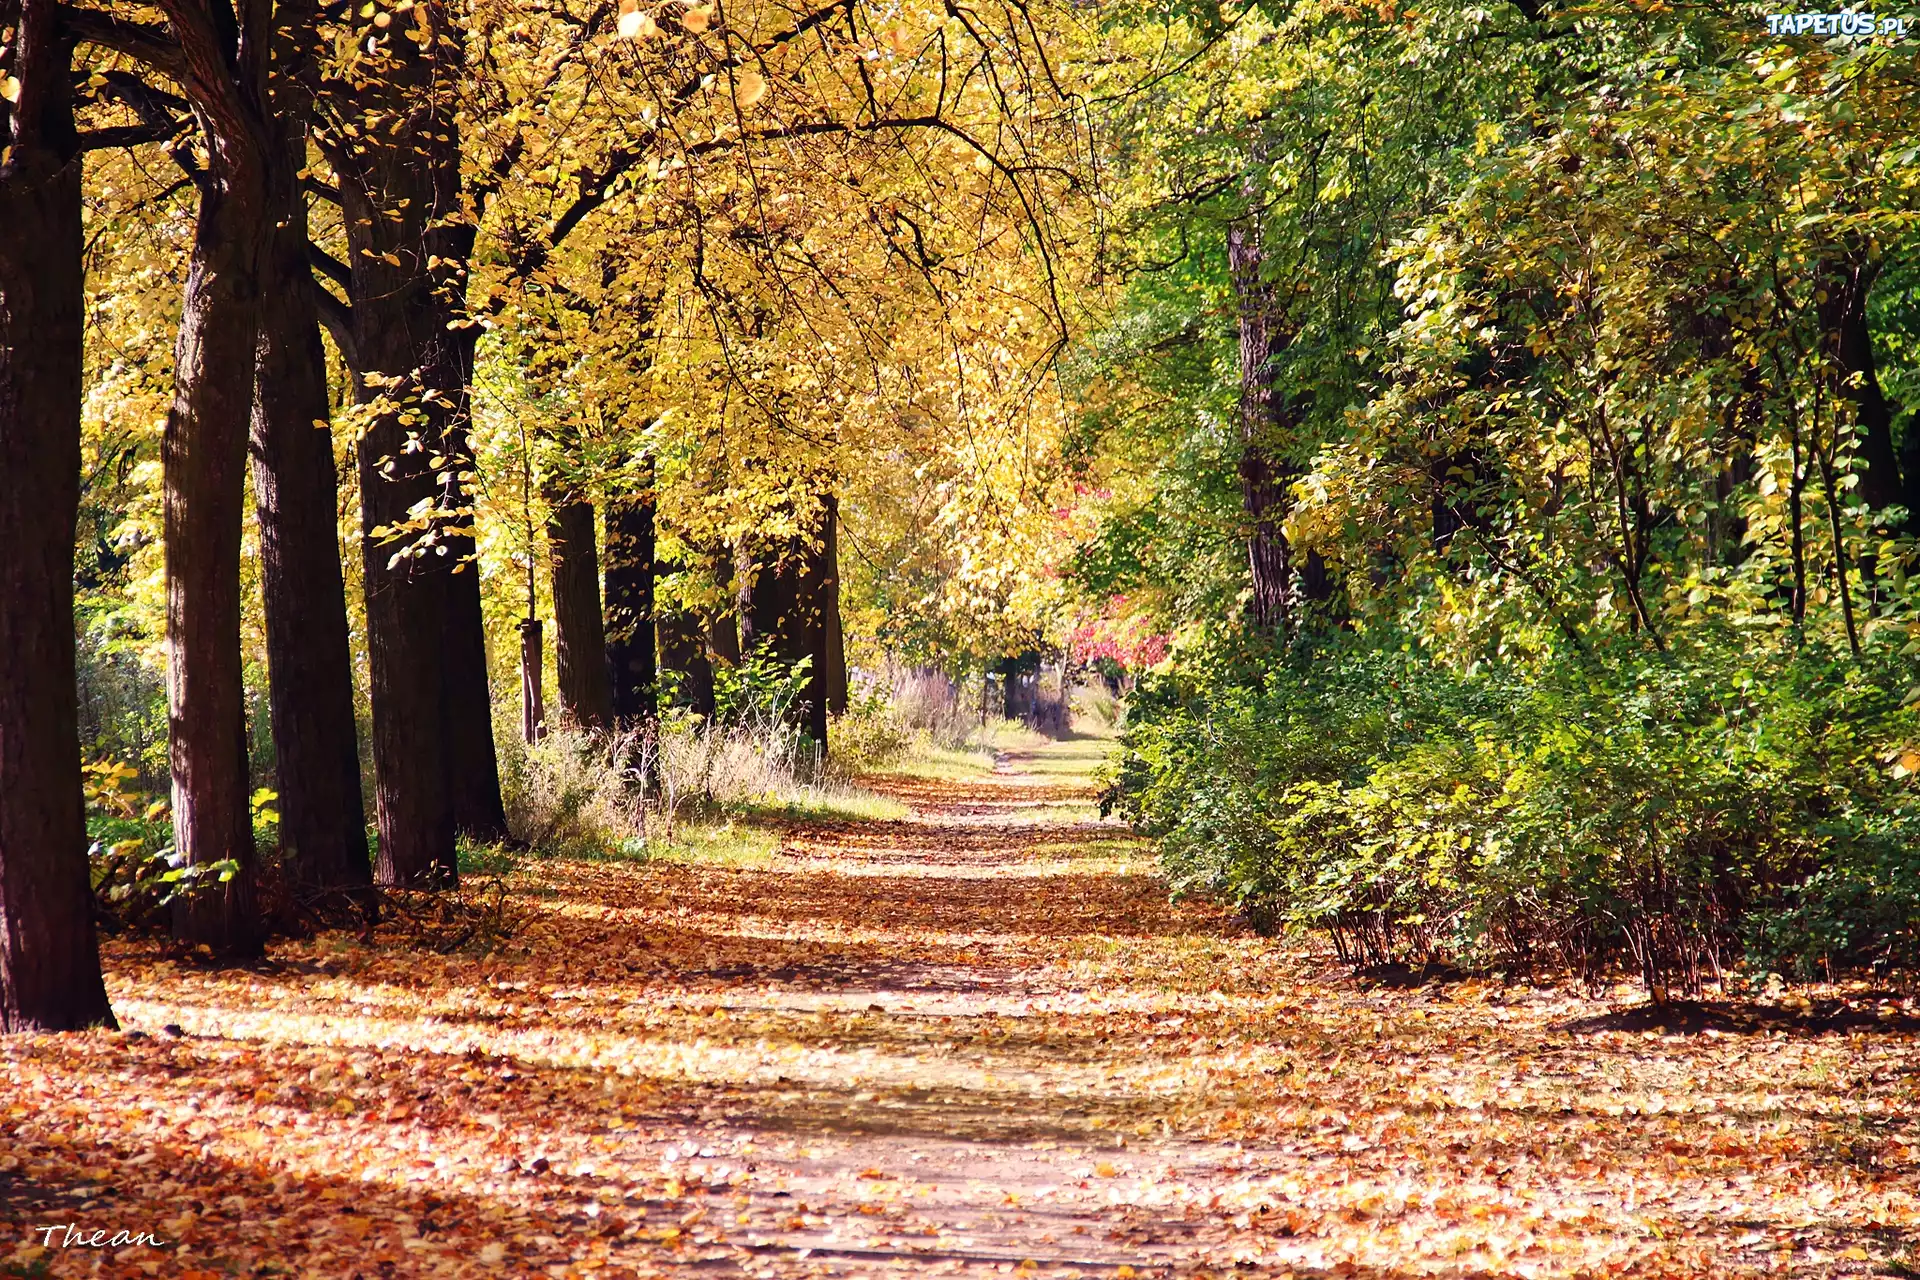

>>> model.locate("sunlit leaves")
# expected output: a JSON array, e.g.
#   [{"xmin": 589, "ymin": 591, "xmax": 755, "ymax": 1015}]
[{"xmin": 616, "ymin": 0, "xmax": 655, "ymax": 39}]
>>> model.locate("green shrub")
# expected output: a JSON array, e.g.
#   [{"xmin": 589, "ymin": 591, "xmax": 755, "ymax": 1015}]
[{"xmin": 1109, "ymin": 626, "xmax": 1920, "ymax": 995}]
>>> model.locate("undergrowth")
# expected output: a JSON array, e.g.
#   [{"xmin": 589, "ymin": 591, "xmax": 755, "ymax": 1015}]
[{"xmin": 1108, "ymin": 624, "xmax": 1920, "ymax": 999}]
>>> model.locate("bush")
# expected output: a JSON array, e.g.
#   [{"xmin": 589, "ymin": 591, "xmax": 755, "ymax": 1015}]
[
  {"xmin": 1108, "ymin": 626, "xmax": 1920, "ymax": 995},
  {"xmin": 830, "ymin": 689, "xmax": 917, "ymax": 774},
  {"xmin": 85, "ymin": 761, "xmax": 278, "ymax": 933},
  {"xmin": 497, "ymin": 726, "xmax": 650, "ymax": 859},
  {"xmin": 885, "ymin": 665, "xmax": 990, "ymax": 747}
]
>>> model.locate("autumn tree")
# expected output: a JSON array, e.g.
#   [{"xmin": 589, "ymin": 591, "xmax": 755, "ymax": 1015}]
[
  {"xmin": 0, "ymin": 0, "xmax": 116, "ymax": 1031},
  {"xmin": 248, "ymin": 0, "xmax": 372, "ymax": 906},
  {"xmin": 69, "ymin": 0, "xmax": 284, "ymax": 954},
  {"xmin": 309, "ymin": 0, "xmax": 508, "ymax": 884}
]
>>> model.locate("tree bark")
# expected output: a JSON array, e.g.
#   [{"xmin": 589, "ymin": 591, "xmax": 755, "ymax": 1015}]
[
  {"xmin": 342, "ymin": 168, "xmax": 456, "ymax": 885},
  {"xmin": 548, "ymin": 498, "xmax": 614, "ymax": 730},
  {"xmin": 659, "ymin": 613, "xmax": 715, "ymax": 718},
  {"xmin": 1238, "ymin": 443, "xmax": 1292, "ymax": 632},
  {"xmin": 327, "ymin": 0, "xmax": 502, "ymax": 879},
  {"xmin": 708, "ymin": 548, "xmax": 741, "ymax": 669},
  {"xmin": 604, "ymin": 491, "xmax": 657, "ymax": 728},
  {"xmin": 1817, "ymin": 258, "xmax": 1903, "ymax": 523},
  {"xmin": 160, "ymin": 0, "xmax": 275, "ymax": 955},
  {"xmin": 439, "ymin": 422, "xmax": 509, "ymax": 845},
  {"xmin": 519, "ymin": 618, "xmax": 545, "ymax": 743},
  {"xmin": 823, "ymin": 495, "xmax": 848, "ymax": 716},
  {"xmin": 1228, "ymin": 218, "xmax": 1297, "ymax": 634},
  {"xmin": 740, "ymin": 511, "xmax": 831, "ymax": 751},
  {"xmin": 795, "ymin": 518, "xmax": 831, "ymax": 752},
  {"xmin": 0, "ymin": 0, "xmax": 116, "ymax": 1030},
  {"xmin": 249, "ymin": 0, "xmax": 371, "ymax": 905}
]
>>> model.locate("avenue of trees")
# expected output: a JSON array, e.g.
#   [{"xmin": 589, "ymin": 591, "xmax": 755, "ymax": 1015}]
[
  {"xmin": 13, "ymin": 0, "xmax": 1920, "ymax": 1031},
  {"xmin": 1, "ymin": 0, "xmax": 1081, "ymax": 1027}
]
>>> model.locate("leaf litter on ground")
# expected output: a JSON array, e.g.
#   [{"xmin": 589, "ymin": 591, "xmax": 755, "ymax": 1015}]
[{"xmin": 3, "ymin": 737, "xmax": 1917, "ymax": 1278}]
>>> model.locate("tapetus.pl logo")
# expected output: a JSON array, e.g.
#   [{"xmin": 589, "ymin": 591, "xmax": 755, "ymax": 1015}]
[{"xmin": 1765, "ymin": 10, "xmax": 1911, "ymax": 35}]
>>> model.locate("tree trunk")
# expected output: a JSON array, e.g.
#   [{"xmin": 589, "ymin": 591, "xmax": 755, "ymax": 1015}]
[
  {"xmin": 519, "ymin": 618, "xmax": 545, "ymax": 743},
  {"xmin": 659, "ymin": 613, "xmax": 715, "ymax": 718},
  {"xmin": 795, "ymin": 519, "xmax": 831, "ymax": 753},
  {"xmin": 823, "ymin": 495, "xmax": 848, "ymax": 716},
  {"xmin": 439, "ymin": 422, "xmax": 509, "ymax": 845},
  {"xmin": 343, "ymin": 205, "xmax": 458, "ymax": 884},
  {"xmin": 249, "ymin": 0, "xmax": 371, "ymax": 905},
  {"xmin": 604, "ymin": 491, "xmax": 657, "ymax": 728},
  {"xmin": 330, "ymin": 0, "xmax": 501, "ymax": 879},
  {"xmin": 1818, "ymin": 258, "xmax": 1903, "ymax": 523},
  {"xmin": 708, "ymin": 547, "xmax": 741, "ymax": 668},
  {"xmin": 548, "ymin": 498, "xmax": 614, "ymax": 730},
  {"xmin": 162, "ymin": 0, "xmax": 275, "ymax": 954},
  {"xmin": 0, "ymin": 0, "xmax": 116, "ymax": 1030},
  {"xmin": 1228, "ymin": 219, "xmax": 1296, "ymax": 634},
  {"xmin": 1239, "ymin": 445, "xmax": 1292, "ymax": 632},
  {"xmin": 740, "ymin": 513, "xmax": 830, "ymax": 751}
]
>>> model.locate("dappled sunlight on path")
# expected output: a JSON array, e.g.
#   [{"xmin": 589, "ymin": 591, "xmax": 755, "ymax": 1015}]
[{"xmin": 5, "ymin": 736, "xmax": 1919, "ymax": 1277}]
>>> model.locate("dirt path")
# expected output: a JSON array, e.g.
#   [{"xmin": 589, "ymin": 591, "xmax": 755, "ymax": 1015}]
[{"xmin": 4, "ymin": 738, "xmax": 1919, "ymax": 1277}]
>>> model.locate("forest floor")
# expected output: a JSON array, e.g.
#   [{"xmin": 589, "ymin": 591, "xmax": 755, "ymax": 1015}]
[{"xmin": 5, "ymin": 736, "xmax": 1920, "ymax": 1278}]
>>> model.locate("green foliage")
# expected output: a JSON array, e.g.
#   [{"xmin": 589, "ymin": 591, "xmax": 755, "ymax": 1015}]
[
  {"xmin": 83, "ymin": 761, "xmax": 253, "ymax": 931},
  {"xmin": 1074, "ymin": 0, "xmax": 1920, "ymax": 994},
  {"xmin": 713, "ymin": 644, "xmax": 814, "ymax": 730},
  {"xmin": 828, "ymin": 687, "xmax": 918, "ymax": 775},
  {"xmin": 1110, "ymin": 627, "xmax": 1920, "ymax": 993}
]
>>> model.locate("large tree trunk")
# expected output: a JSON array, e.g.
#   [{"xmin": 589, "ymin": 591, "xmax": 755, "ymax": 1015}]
[
  {"xmin": 161, "ymin": 0, "xmax": 275, "ymax": 955},
  {"xmin": 346, "ymin": 215, "xmax": 456, "ymax": 886},
  {"xmin": 167, "ymin": 193, "xmax": 267, "ymax": 953},
  {"xmin": 548, "ymin": 497, "xmax": 614, "ymax": 730},
  {"xmin": 1228, "ymin": 219, "xmax": 1297, "ymax": 634},
  {"xmin": 0, "ymin": 0, "xmax": 116, "ymax": 1030},
  {"xmin": 342, "ymin": 177, "xmax": 456, "ymax": 884},
  {"xmin": 604, "ymin": 491, "xmax": 657, "ymax": 728},
  {"xmin": 330, "ymin": 0, "xmax": 502, "ymax": 879},
  {"xmin": 658, "ymin": 613, "xmax": 715, "ymax": 718},
  {"xmin": 439, "ymin": 420, "xmax": 509, "ymax": 845},
  {"xmin": 249, "ymin": 0, "xmax": 371, "ymax": 906}
]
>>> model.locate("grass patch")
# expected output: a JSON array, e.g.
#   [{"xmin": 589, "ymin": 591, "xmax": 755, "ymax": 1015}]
[
  {"xmin": 873, "ymin": 741, "xmax": 998, "ymax": 781},
  {"xmin": 653, "ymin": 819, "xmax": 782, "ymax": 868},
  {"xmin": 1021, "ymin": 835, "xmax": 1151, "ymax": 863},
  {"xmin": 457, "ymin": 840, "xmax": 523, "ymax": 877}
]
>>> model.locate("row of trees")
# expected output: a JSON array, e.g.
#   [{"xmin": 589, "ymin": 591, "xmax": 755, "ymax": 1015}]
[
  {"xmin": 2, "ymin": 0, "xmax": 1084, "ymax": 1029},
  {"xmin": 1080, "ymin": 0, "xmax": 1920, "ymax": 655},
  {"xmin": 1083, "ymin": 0, "xmax": 1920, "ymax": 987}
]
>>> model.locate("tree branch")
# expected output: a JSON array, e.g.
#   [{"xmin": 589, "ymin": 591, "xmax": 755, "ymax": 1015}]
[
  {"xmin": 307, "ymin": 240, "xmax": 351, "ymax": 290},
  {"xmin": 61, "ymin": 6, "xmax": 189, "ymax": 81},
  {"xmin": 75, "ymin": 120, "xmax": 185, "ymax": 150},
  {"xmin": 308, "ymin": 273, "xmax": 358, "ymax": 369}
]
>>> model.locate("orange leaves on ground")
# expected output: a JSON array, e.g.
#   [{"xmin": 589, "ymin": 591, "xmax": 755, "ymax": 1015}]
[{"xmin": 0, "ymin": 741, "xmax": 1915, "ymax": 1276}]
